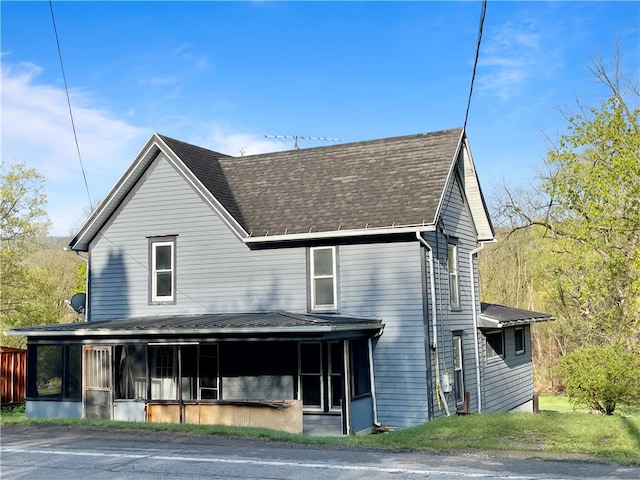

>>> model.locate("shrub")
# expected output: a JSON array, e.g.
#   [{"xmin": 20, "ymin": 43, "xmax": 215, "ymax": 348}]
[{"xmin": 553, "ymin": 343, "xmax": 640, "ymax": 415}]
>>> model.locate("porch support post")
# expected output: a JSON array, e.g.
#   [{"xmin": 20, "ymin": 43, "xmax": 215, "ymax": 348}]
[
  {"xmin": 342, "ymin": 340, "xmax": 351, "ymax": 435},
  {"xmin": 367, "ymin": 338, "xmax": 379, "ymax": 427}
]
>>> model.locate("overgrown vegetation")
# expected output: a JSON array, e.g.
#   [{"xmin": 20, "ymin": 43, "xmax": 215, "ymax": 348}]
[
  {"xmin": 480, "ymin": 49, "xmax": 640, "ymax": 412},
  {"xmin": 554, "ymin": 343, "xmax": 640, "ymax": 414},
  {"xmin": 0, "ymin": 163, "xmax": 85, "ymax": 348}
]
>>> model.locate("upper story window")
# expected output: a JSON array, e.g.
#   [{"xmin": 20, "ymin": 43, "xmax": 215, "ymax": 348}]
[
  {"xmin": 310, "ymin": 246, "xmax": 337, "ymax": 311},
  {"xmin": 447, "ymin": 240, "xmax": 460, "ymax": 308},
  {"xmin": 149, "ymin": 236, "xmax": 176, "ymax": 304}
]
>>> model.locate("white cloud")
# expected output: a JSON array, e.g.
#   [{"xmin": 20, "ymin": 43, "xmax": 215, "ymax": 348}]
[
  {"xmin": 197, "ymin": 123, "xmax": 287, "ymax": 157},
  {"xmin": 1, "ymin": 61, "xmax": 149, "ymax": 236},
  {"xmin": 1, "ymin": 60, "xmax": 284, "ymax": 236},
  {"xmin": 477, "ymin": 18, "xmax": 561, "ymax": 101}
]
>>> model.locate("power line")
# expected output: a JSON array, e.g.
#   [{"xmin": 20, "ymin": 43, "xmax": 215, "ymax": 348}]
[
  {"xmin": 49, "ymin": 0, "xmax": 93, "ymax": 211},
  {"xmin": 463, "ymin": 0, "xmax": 487, "ymax": 132}
]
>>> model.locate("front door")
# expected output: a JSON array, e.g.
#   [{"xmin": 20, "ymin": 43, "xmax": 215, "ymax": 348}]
[{"xmin": 84, "ymin": 346, "xmax": 112, "ymax": 419}]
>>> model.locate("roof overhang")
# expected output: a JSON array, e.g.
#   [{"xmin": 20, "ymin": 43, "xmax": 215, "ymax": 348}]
[
  {"xmin": 6, "ymin": 311, "xmax": 384, "ymax": 340},
  {"xmin": 478, "ymin": 303, "xmax": 554, "ymax": 329}
]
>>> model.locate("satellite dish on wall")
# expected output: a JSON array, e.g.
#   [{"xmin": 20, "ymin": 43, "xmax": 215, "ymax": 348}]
[{"xmin": 69, "ymin": 293, "xmax": 86, "ymax": 315}]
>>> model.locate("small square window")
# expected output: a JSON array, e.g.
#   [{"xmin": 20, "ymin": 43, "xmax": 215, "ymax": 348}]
[{"xmin": 515, "ymin": 327, "xmax": 525, "ymax": 355}]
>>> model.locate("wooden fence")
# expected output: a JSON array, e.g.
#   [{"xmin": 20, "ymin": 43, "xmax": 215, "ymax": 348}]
[{"xmin": 1, "ymin": 347, "xmax": 26, "ymax": 405}]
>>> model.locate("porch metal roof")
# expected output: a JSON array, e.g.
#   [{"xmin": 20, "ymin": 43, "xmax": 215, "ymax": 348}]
[
  {"xmin": 6, "ymin": 311, "xmax": 384, "ymax": 338},
  {"xmin": 478, "ymin": 303, "xmax": 554, "ymax": 329}
]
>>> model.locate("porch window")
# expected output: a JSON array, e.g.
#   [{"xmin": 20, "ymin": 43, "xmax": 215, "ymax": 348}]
[
  {"xmin": 485, "ymin": 330, "xmax": 504, "ymax": 359},
  {"xmin": 115, "ymin": 345, "xmax": 147, "ymax": 400},
  {"xmin": 447, "ymin": 241, "xmax": 460, "ymax": 308},
  {"xmin": 299, "ymin": 342, "xmax": 323, "ymax": 410},
  {"xmin": 148, "ymin": 344, "xmax": 218, "ymax": 401},
  {"xmin": 452, "ymin": 335, "xmax": 464, "ymax": 405},
  {"xmin": 310, "ymin": 246, "xmax": 338, "ymax": 311},
  {"xmin": 29, "ymin": 345, "xmax": 81, "ymax": 399},
  {"xmin": 515, "ymin": 327, "xmax": 525, "ymax": 355},
  {"xmin": 149, "ymin": 236, "xmax": 176, "ymax": 304},
  {"xmin": 328, "ymin": 342, "xmax": 343, "ymax": 411},
  {"xmin": 349, "ymin": 339, "xmax": 371, "ymax": 398}
]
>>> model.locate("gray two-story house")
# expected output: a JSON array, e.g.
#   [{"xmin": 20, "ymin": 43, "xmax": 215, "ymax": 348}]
[{"xmin": 10, "ymin": 128, "xmax": 552, "ymax": 435}]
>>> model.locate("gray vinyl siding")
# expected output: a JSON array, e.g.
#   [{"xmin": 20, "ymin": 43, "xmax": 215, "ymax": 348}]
[
  {"xmin": 424, "ymin": 164, "xmax": 482, "ymax": 417},
  {"xmin": 483, "ymin": 325, "xmax": 534, "ymax": 412},
  {"xmin": 89, "ymin": 155, "xmax": 307, "ymax": 320},
  {"xmin": 339, "ymin": 242, "xmax": 428, "ymax": 429}
]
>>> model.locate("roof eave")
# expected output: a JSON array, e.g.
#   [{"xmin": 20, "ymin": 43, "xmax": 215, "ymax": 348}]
[
  {"xmin": 244, "ymin": 224, "xmax": 437, "ymax": 244},
  {"xmin": 7, "ymin": 324, "xmax": 384, "ymax": 338},
  {"xmin": 477, "ymin": 315, "xmax": 555, "ymax": 329}
]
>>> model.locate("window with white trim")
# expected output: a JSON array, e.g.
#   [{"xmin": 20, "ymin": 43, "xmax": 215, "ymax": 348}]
[
  {"xmin": 515, "ymin": 327, "xmax": 525, "ymax": 355},
  {"xmin": 447, "ymin": 241, "xmax": 460, "ymax": 308},
  {"xmin": 310, "ymin": 246, "xmax": 337, "ymax": 311},
  {"xmin": 149, "ymin": 237, "xmax": 176, "ymax": 304},
  {"xmin": 452, "ymin": 335, "xmax": 464, "ymax": 405}
]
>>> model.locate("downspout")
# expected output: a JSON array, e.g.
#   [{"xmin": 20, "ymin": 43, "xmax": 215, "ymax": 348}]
[
  {"xmin": 416, "ymin": 232, "xmax": 450, "ymax": 416},
  {"xmin": 469, "ymin": 244, "xmax": 484, "ymax": 413}
]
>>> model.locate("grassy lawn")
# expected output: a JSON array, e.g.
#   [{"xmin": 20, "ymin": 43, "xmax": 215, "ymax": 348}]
[{"xmin": 2, "ymin": 397, "xmax": 639, "ymax": 465}]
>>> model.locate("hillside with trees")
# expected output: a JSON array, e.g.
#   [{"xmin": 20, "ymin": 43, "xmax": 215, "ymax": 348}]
[{"xmin": 480, "ymin": 51, "xmax": 640, "ymax": 413}]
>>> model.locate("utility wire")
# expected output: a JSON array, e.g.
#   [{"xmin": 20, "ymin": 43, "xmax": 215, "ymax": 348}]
[
  {"xmin": 463, "ymin": 0, "xmax": 487, "ymax": 132},
  {"xmin": 49, "ymin": 0, "xmax": 93, "ymax": 211}
]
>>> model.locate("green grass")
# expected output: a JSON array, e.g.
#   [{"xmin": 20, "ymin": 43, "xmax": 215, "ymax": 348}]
[{"xmin": 3, "ymin": 398, "xmax": 639, "ymax": 465}]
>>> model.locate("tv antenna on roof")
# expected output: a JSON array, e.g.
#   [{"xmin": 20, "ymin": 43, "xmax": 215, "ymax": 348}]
[{"xmin": 264, "ymin": 134, "xmax": 340, "ymax": 150}]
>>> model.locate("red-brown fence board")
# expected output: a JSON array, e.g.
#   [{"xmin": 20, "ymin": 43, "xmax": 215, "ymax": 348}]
[{"xmin": 1, "ymin": 347, "xmax": 26, "ymax": 405}]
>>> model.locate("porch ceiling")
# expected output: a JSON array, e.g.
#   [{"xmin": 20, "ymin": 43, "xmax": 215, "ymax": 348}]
[{"xmin": 7, "ymin": 311, "xmax": 384, "ymax": 339}]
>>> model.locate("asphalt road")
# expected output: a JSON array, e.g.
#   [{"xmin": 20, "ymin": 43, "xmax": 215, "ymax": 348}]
[{"xmin": 1, "ymin": 424, "xmax": 638, "ymax": 480}]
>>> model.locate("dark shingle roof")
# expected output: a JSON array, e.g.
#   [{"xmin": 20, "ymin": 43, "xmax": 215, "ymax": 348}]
[
  {"xmin": 163, "ymin": 128, "xmax": 463, "ymax": 236},
  {"xmin": 479, "ymin": 303, "xmax": 554, "ymax": 329},
  {"xmin": 8, "ymin": 311, "xmax": 383, "ymax": 338}
]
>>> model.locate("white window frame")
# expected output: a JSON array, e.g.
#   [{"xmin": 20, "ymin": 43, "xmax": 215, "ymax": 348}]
[
  {"xmin": 515, "ymin": 327, "xmax": 526, "ymax": 355},
  {"xmin": 486, "ymin": 330, "xmax": 504, "ymax": 359},
  {"xmin": 150, "ymin": 238, "xmax": 176, "ymax": 304},
  {"xmin": 452, "ymin": 335, "xmax": 464, "ymax": 405},
  {"xmin": 310, "ymin": 246, "xmax": 338, "ymax": 311},
  {"xmin": 448, "ymin": 241, "xmax": 460, "ymax": 309}
]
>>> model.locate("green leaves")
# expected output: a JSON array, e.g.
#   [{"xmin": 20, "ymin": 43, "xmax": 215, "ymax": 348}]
[{"xmin": 554, "ymin": 343, "xmax": 640, "ymax": 414}]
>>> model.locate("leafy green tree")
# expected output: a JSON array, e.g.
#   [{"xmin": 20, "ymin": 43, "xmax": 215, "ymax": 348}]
[
  {"xmin": 497, "ymin": 51, "xmax": 639, "ymax": 349},
  {"xmin": 1, "ymin": 163, "xmax": 51, "ymax": 347},
  {"xmin": 554, "ymin": 343, "xmax": 640, "ymax": 414}
]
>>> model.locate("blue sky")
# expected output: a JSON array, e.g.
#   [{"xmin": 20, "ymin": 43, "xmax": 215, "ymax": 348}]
[{"xmin": 2, "ymin": 1, "xmax": 638, "ymax": 236}]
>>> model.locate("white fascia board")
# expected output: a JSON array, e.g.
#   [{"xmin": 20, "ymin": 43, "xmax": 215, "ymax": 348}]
[
  {"xmin": 10, "ymin": 324, "xmax": 384, "ymax": 338},
  {"xmin": 243, "ymin": 224, "xmax": 436, "ymax": 244},
  {"xmin": 68, "ymin": 134, "xmax": 164, "ymax": 252},
  {"xmin": 432, "ymin": 129, "xmax": 465, "ymax": 227}
]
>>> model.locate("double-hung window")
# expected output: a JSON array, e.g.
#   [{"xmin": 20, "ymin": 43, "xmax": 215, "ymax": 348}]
[
  {"xmin": 310, "ymin": 246, "xmax": 337, "ymax": 311},
  {"xmin": 448, "ymin": 241, "xmax": 460, "ymax": 308},
  {"xmin": 452, "ymin": 335, "xmax": 464, "ymax": 405},
  {"xmin": 149, "ymin": 236, "xmax": 176, "ymax": 304}
]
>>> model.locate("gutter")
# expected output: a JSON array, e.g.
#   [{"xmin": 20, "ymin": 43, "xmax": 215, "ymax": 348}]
[
  {"xmin": 416, "ymin": 232, "xmax": 450, "ymax": 417},
  {"xmin": 469, "ymin": 244, "xmax": 484, "ymax": 413}
]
